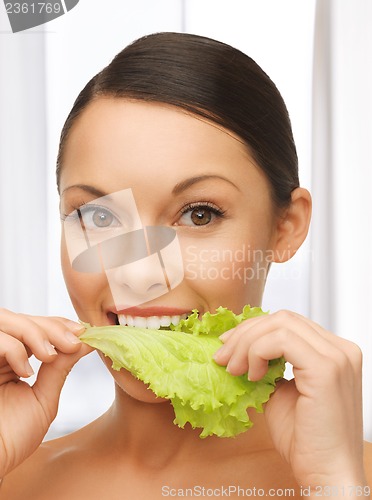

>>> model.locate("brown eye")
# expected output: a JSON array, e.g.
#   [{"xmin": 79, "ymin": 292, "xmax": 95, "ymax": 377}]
[
  {"xmin": 190, "ymin": 207, "xmax": 212, "ymax": 226},
  {"xmin": 178, "ymin": 203, "xmax": 225, "ymax": 227}
]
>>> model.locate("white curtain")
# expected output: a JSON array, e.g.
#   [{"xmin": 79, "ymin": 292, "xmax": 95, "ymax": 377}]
[
  {"xmin": 311, "ymin": 0, "xmax": 372, "ymax": 440},
  {"xmin": 0, "ymin": 0, "xmax": 370, "ymax": 440},
  {"xmin": 0, "ymin": 19, "xmax": 48, "ymax": 313}
]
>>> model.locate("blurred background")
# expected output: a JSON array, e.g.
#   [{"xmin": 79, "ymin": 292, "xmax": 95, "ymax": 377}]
[{"xmin": 0, "ymin": 0, "xmax": 371, "ymax": 440}]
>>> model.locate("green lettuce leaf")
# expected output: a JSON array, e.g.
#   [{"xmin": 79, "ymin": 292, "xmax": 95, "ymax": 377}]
[{"xmin": 79, "ymin": 306, "xmax": 285, "ymax": 438}]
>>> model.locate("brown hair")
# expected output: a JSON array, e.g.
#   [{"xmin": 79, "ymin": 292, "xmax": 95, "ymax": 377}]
[{"xmin": 56, "ymin": 32, "xmax": 299, "ymax": 207}]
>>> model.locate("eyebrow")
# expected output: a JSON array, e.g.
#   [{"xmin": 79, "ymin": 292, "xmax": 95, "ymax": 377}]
[
  {"xmin": 61, "ymin": 184, "xmax": 108, "ymax": 198},
  {"xmin": 61, "ymin": 175, "xmax": 240, "ymax": 199},
  {"xmin": 172, "ymin": 175, "xmax": 240, "ymax": 195}
]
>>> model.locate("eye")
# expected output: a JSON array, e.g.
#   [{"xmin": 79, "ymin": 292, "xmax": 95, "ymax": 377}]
[
  {"xmin": 178, "ymin": 202, "xmax": 225, "ymax": 227},
  {"xmin": 79, "ymin": 205, "xmax": 121, "ymax": 230}
]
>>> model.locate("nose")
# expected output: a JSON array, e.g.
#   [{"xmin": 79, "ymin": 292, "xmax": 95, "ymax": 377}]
[
  {"xmin": 104, "ymin": 226, "xmax": 184, "ymax": 308},
  {"xmin": 107, "ymin": 251, "xmax": 170, "ymax": 305}
]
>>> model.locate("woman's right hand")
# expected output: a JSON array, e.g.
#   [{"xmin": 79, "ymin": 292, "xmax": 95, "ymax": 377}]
[{"xmin": 0, "ymin": 308, "xmax": 93, "ymax": 478}]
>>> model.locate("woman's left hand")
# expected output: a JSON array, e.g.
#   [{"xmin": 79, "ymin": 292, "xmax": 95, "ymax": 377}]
[{"xmin": 213, "ymin": 310, "xmax": 367, "ymax": 492}]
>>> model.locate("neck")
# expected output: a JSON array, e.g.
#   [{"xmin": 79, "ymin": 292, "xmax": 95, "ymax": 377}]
[{"xmin": 100, "ymin": 382, "xmax": 274, "ymax": 468}]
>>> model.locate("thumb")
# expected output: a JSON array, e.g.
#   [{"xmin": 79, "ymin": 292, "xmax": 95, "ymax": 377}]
[{"xmin": 32, "ymin": 344, "xmax": 94, "ymax": 422}]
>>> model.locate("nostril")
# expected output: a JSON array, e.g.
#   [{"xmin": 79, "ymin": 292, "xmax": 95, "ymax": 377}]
[
  {"xmin": 106, "ymin": 258, "xmax": 173, "ymax": 308},
  {"xmin": 147, "ymin": 282, "xmax": 168, "ymax": 293}
]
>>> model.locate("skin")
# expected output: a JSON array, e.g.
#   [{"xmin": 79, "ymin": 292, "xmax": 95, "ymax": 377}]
[{"xmin": 0, "ymin": 99, "xmax": 371, "ymax": 499}]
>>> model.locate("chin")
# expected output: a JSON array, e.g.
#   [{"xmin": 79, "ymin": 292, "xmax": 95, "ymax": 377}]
[{"xmin": 99, "ymin": 352, "xmax": 168, "ymax": 404}]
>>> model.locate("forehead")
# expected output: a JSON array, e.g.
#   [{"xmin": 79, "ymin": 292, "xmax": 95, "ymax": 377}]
[{"xmin": 59, "ymin": 98, "xmax": 266, "ymax": 196}]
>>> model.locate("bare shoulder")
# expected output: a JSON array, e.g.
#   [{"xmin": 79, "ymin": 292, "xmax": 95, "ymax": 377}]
[
  {"xmin": 1, "ymin": 439, "xmax": 65, "ymax": 500},
  {"xmin": 1, "ymin": 422, "xmax": 103, "ymax": 500},
  {"xmin": 364, "ymin": 440, "xmax": 372, "ymax": 486}
]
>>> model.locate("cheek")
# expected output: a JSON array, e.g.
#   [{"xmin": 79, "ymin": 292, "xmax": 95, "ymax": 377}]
[
  {"xmin": 181, "ymin": 236, "xmax": 271, "ymax": 310},
  {"xmin": 61, "ymin": 238, "xmax": 110, "ymax": 319}
]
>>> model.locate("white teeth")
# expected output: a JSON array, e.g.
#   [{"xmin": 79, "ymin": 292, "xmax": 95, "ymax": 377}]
[
  {"xmin": 117, "ymin": 314, "xmax": 187, "ymax": 329},
  {"xmin": 146, "ymin": 316, "xmax": 162, "ymax": 329},
  {"xmin": 160, "ymin": 316, "xmax": 172, "ymax": 327},
  {"xmin": 134, "ymin": 316, "xmax": 147, "ymax": 328}
]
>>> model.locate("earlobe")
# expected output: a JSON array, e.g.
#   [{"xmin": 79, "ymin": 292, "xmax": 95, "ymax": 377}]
[{"xmin": 273, "ymin": 187, "xmax": 312, "ymax": 263}]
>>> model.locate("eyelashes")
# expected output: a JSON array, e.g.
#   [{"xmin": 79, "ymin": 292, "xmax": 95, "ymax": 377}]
[
  {"xmin": 60, "ymin": 201, "xmax": 87, "ymax": 222},
  {"xmin": 61, "ymin": 203, "xmax": 121, "ymax": 231},
  {"xmin": 177, "ymin": 201, "xmax": 226, "ymax": 227},
  {"xmin": 61, "ymin": 200, "xmax": 227, "ymax": 229}
]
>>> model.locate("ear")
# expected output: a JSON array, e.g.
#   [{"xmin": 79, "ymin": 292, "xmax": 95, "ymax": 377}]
[{"xmin": 272, "ymin": 187, "xmax": 312, "ymax": 263}]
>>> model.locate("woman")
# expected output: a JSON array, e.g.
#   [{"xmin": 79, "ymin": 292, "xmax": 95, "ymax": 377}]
[{"xmin": 0, "ymin": 33, "xmax": 371, "ymax": 499}]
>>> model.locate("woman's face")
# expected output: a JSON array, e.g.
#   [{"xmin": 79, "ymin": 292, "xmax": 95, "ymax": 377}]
[{"xmin": 59, "ymin": 98, "xmax": 282, "ymax": 401}]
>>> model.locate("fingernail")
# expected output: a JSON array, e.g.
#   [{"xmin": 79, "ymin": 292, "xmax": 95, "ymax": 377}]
[
  {"xmin": 219, "ymin": 327, "xmax": 236, "ymax": 340},
  {"xmin": 70, "ymin": 323, "xmax": 86, "ymax": 333},
  {"xmin": 65, "ymin": 331, "xmax": 81, "ymax": 344},
  {"xmin": 24, "ymin": 360, "xmax": 34, "ymax": 377},
  {"xmin": 213, "ymin": 345, "xmax": 225, "ymax": 360},
  {"xmin": 44, "ymin": 340, "xmax": 58, "ymax": 356}
]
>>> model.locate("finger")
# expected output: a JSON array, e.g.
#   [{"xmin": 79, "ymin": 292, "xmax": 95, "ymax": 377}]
[
  {"xmin": 214, "ymin": 313, "xmax": 290, "ymax": 366},
  {"xmin": 272, "ymin": 311, "xmax": 363, "ymax": 369},
  {"xmin": 259, "ymin": 311, "xmax": 361, "ymax": 376},
  {"xmin": 227, "ymin": 322, "xmax": 349, "ymax": 380},
  {"xmin": 21, "ymin": 315, "xmax": 86, "ymax": 353},
  {"xmin": 0, "ymin": 310, "xmax": 82, "ymax": 362},
  {"xmin": 218, "ymin": 328, "xmax": 235, "ymax": 343},
  {"xmin": 214, "ymin": 316, "xmax": 267, "ymax": 363},
  {"xmin": 32, "ymin": 344, "xmax": 94, "ymax": 423},
  {"xmin": 0, "ymin": 331, "xmax": 35, "ymax": 379},
  {"xmin": 213, "ymin": 331, "xmax": 242, "ymax": 364},
  {"xmin": 26, "ymin": 315, "xmax": 85, "ymax": 334},
  {"xmin": 226, "ymin": 311, "xmax": 348, "ymax": 368},
  {"xmin": 0, "ymin": 309, "xmax": 59, "ymax": 361},
  {"xmin": 215, "ymin": 310, "xmax": 357, "ymax": 383},
  {"xmin": 249, "ymin": 311, "xmax": 340, "ymax": 356},
  {"xmin": 245, "ymin": 328, "xmax": 325, "ymax": 381},
  {"xmin": 219, "ymin": 315, "xmax": 265, "ymax": 342}
]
